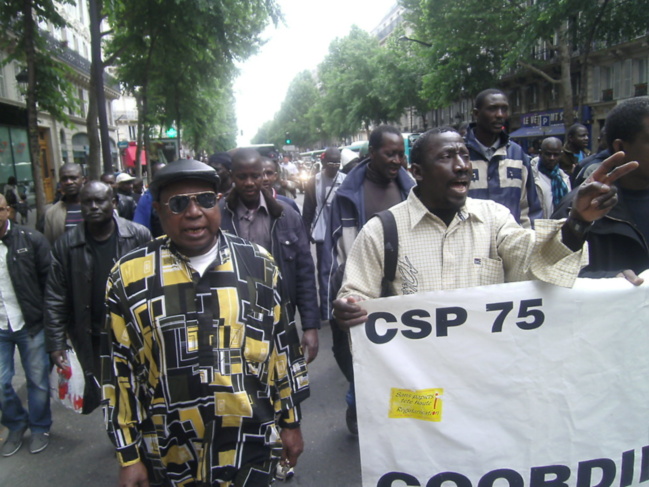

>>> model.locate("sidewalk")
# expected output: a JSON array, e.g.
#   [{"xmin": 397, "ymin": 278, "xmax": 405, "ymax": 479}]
[{"xmin": 0, "ymin": 357, "xmax": 118, "ymax": 486}]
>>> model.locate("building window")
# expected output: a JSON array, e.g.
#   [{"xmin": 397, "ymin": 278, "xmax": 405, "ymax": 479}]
[{"xmin": 621, "ymin": 59, "xmax": 632, "ymax": 98}]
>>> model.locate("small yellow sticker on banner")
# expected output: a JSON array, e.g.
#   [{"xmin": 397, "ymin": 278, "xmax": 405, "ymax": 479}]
[{"xmin": 388, "ymin": 388, "xmax": 443, "ymax": 422}]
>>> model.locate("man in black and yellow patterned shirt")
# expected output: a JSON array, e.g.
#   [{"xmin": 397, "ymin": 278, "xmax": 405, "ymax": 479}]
[{"xmin": 102, "ymin": 159, "xmax": 310, "ymax": 487}]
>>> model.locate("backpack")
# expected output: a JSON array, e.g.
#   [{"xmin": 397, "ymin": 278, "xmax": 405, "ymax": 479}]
[{"xmin": 331, "ymin": 209, "xmax": 399, "ymax": 299}]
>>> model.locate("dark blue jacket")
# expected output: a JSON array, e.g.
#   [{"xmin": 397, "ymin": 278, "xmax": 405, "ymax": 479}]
[
  {"xmin": 219, "ymin": 189, "xmax": 319, "ymax": 330},
  {"xmin": 319, "ymin": 159, "xmax": 415, "ymax": 320},
  {"xmin": 465, "ymin": 125, "xmax": 542, "ymax": 228}
]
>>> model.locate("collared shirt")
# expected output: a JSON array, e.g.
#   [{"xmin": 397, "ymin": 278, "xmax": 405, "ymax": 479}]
[
  {"xmin": 473, "ymin": 134, "xmax": 503, "ymax": 161},
  {"xmin": 0, "ymin": 221, "xmax": 25, "ymax": 331},
  {"xmin": 339, "ymin": 190, "xmax": 588, "ymax": 301},
  {"xmin": 102, "ymin": 233, "xmax": 309, "ymax": 485},
  {"xmin": 235, "ymin": 191, "xmax": 272, "ymax": 252}
]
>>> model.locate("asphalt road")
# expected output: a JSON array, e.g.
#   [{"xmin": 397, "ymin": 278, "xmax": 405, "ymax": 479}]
[
  {"xmin": 0, "ymin": 192, "xmax": 363, "ymax": 486},
  {"xmin": 0, "ymin": 323, "xmax": 361, "ymax": 486}
]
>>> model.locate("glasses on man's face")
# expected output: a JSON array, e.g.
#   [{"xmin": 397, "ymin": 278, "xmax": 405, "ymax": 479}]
[
  {"xmin": 0, "ymin": 207, "xmax": 8, "ymax": 212},
  {"xmin": 164, "ymin": 191, "xmax": 218, "ymax": 214},
  {"xmin": 325, "ymin": 161, "xmax": 341, "ymax": 166}
]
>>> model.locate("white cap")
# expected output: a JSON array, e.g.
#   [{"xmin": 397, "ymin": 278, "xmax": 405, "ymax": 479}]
[
  {"xmin": 341, "ymin": 148, "xmax": 359, "ymax": 168},
  {"xmin": 116, "ymin": 173, "xmax": 136, "ymax": 183}
]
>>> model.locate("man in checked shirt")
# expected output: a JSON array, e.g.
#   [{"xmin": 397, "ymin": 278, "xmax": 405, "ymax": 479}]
[{"xmin": 333, "ymin": 127, "xmax": 637, "ymax": 327}]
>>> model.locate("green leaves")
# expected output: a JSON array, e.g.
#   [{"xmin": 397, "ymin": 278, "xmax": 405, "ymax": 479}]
[{"xmin": 105, "ymin": 0, "xmax": 280, "ymax": 153}]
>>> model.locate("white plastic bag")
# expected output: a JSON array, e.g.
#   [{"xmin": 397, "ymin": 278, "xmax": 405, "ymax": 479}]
[{"xmin": 49, "ymin": 348, "xmax": 86, "ymax": 413}]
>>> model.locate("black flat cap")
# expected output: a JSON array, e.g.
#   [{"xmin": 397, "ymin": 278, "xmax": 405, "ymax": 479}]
[{"xmin": 149, "ymin": 159, "xmax": 220, "ymax": 200}]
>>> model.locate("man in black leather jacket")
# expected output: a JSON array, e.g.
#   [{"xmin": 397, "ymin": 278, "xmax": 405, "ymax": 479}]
[
  {"xmin": 0, "ymin": 194, "xmax": 52, "ymax": 456},
  {"xmin": 44, "ymin": 182, "xmax": 151, "ymax": 413}
]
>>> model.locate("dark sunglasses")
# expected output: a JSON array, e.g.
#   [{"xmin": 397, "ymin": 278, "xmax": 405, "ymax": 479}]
[{"xmin": 164, "ymin": 191, "xmax": 218, "ymax": 214}]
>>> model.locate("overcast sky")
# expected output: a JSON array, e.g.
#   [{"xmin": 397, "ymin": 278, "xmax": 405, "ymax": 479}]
[{"xmin": 234, "ymin": 0, "xmax": 397, "ymax": 146}]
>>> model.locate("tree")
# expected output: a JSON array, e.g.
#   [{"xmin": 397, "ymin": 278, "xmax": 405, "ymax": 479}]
[
  {"xmin": 502, "ymin": 0, "xmax": 649, "ymax": 127},
  {"xmin": 183, "ymin": 83, "xmax": 238, "ymax": 155},
  {"xmin": 106, "ymin": 0, "xmax": 281, "ymax": 166},
  {"xmin": 0, "ymin": 0, "xmax": 79, "ymax": 220},
  {"xmin": 401, "ymin": 0, "xmax": 519, "ymax": 107},
  {"xmin": 274, "ymin": 71, "xmax": 322, "ymax": 148},
  {"xmin": 317, "ymin": 26, "xmax": 388, "ymax": 139},
  {"xmin": 402, "ymin": 0, "xmax": 649, "ymax": 128},
  {"xmin": 374, "ymin": 26, "xmax": 431, "ymax": 130}
]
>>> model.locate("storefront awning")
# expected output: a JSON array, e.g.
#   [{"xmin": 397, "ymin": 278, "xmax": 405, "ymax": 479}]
[
  {"xmin": 123, "ymin": 145, "xmax": 147, "ymax": 167},
  {"xmin": 509, "ymin": 125, "xmax": 566, "ymax": 138}
]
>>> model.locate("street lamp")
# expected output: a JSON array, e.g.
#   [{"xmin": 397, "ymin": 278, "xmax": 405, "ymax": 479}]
[{"xmin": 398, "ymin": 36, "xmax": 432, "ymax": 48}]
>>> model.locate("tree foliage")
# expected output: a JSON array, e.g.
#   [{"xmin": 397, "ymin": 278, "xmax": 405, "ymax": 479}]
[
  {"xmin": 316, "ymin": 26, "xmax": 388, "ymax": 138},
  {"xmin": 105, "ymin": 0, "xmax": 280, "ymax": 159},
  {"xmin": 253, "ymin": 25, "xmax": 432, "ymax": 146},
  {"xmin": 401, "ymin": 0, "xmax": 520, "ymax": 107},
  {"xmin": 403, "ymin": 0, "xmax": 649, "ymax": 125},
  {"xmin": 252, "ymin": 70, "xmax": 323, "ymax": 148}
]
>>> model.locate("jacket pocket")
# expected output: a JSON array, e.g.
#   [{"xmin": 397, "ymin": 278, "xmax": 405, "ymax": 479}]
[
  {"xmin": 276, "ymin": 230, "xmax": 299, "ymax": 262},
  {"xmin": 474, "ymin": 257, "xmax": 505, "ymax": 286}
]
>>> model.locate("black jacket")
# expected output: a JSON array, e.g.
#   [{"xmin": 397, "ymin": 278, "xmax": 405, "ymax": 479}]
[
  {"xmin": 219, "ymin": 189, "xmax": 320, "ymax": 330},
  {"xmin": 553, "ymin": 187, "xmax": 649, "ymax": 278},
  {"xmin": 116, "ymin": 192, "xmax": 137, "ymax": 220},
  {"xmin": 0, "ymin": 223, "xmax": 51, "ymax": 336},
  {"xmin": 44, "ymin": 217, "xmax": 152, "ymax": 375}
]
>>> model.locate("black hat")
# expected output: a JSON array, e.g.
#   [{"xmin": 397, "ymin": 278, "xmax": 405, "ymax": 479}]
[
  {"xmin": 149, "ymin": 159, "xmax": 220, "ymax": 200},
  {"xmin": 207, "ymin": 152, "xmax": 232, "ymax": 171}
]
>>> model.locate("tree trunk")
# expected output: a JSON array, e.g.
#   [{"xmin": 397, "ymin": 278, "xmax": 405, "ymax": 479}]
[
  {"xmin": 558, "ymin": 22, "xmax": 575, "ymax": 129},
  {"xmin": 135, "ymin": 90, "xmax": 144, "ymax": 177},
  {"xmin": 89, "ymin": 0, "xmax": 112, "ymax": 174},
  {"xmin": 22, "ymin": 0, "xmax": 46, "ymax": 220},
  {"xmin": 86, "ymin": 72, "xmax": 101, "ymax": 180}
]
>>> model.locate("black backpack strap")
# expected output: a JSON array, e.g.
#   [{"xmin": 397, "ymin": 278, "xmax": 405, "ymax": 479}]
[{"xmin": 376, "ymin": 209, "xmax": 398, "ymax": 297}]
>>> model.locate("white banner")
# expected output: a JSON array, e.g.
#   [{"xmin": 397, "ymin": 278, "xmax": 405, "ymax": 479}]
[{"xmin": 351, "ymin": 273, "xmax": 649, "ymax": 487}]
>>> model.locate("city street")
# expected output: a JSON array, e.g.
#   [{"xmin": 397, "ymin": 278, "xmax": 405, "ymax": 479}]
[
  {"xmin": 0, "ymin": 194, "xmax": 364, "ymax": 487},
  {"xmin": 0, "ymin": 322, "xmax": 362, "ymax": 486}
]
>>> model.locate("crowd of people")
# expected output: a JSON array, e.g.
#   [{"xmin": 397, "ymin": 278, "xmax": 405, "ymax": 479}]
[{"xmin": 1, "ymin": 90, "xmax": 648, "ymax": 487}]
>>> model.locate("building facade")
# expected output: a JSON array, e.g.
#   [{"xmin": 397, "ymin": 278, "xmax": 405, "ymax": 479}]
[{"xmin": 0, "ymin": 0, "xmax": 120, "ymax": 204}]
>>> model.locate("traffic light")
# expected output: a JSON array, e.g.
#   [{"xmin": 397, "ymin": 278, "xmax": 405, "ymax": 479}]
[{"xmin": 285, "ymin": 132, "xmax": 292, "ymax": 145}]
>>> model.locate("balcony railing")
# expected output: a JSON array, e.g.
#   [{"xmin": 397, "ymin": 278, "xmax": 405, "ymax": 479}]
[{"xmin": 42, "ymin": 31, "xmax": 120, "ymax": 92}]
